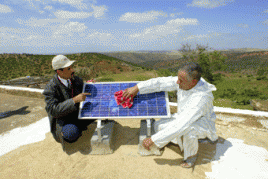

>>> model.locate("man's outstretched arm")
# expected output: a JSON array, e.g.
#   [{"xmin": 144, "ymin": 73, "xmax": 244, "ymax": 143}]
[{"xmin": 123, "ymin": 76, "xmax": 178, "ymax": 99}]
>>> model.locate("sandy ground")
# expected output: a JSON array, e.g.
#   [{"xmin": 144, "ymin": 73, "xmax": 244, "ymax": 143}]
[{"xmin": 1, "ymin": 93, "xmax": 268, "ymax": 179}]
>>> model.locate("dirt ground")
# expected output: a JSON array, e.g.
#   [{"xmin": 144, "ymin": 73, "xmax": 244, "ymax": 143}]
[
  {"xmin": 0, "ymin": 93, "xmax": 48, "ymax": 135},
  {"xmin": 0, "ymin": 93, "xmax": 268, "ymax": 179}
]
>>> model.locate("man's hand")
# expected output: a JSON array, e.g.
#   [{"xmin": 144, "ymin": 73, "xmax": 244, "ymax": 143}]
[
  {"xmin": 142, "ymin": 138, "xmax": 154, "ymax": 151},
  {"xmin": 73, "ymin": 93, "xmax": 91, "ymax": 103},
  {"xmin": 122, "ymin": 85, "xmax": 139, "ymax": 99}
]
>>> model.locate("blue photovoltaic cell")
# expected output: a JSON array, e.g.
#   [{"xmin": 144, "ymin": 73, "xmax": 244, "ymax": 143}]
[{"xmin": 78, "ymin": 82, "xmax": 170, "ymax": 119}]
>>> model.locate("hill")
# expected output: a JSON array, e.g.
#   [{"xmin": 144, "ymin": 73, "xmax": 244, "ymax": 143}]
[
  {"xmin": 0, "ymin": 53, "xmax": 152, "ymax": 82},
  {"xmin": 101, "ymin": 50, "xmax": 268, "ymax": 75}
]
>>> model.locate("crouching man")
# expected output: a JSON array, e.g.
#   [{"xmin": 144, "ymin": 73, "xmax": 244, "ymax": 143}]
[
  {"xmin": 123, "ymin": 62, "xmax": 218, "ymax": 168},
  {"xmin": 42, "ymin": 55, "xmax": 95, "ymax": 151}
]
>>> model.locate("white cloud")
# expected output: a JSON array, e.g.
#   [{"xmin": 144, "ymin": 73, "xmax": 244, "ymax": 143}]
[
  {"xmin": 53, "ymin": 22, "xmax": 87, "ymax": 37},
  {"xmin": 0, "ymin": 4, "xmax": 13, "ymax": 13},
  {"xmin": 262, "ymin": 19, "xmax": 268, "ymax": 25},
  {"xmin": 0, "ymin": 27, "xmax": 28, "ymax": 37},
  {"xmin": 87, "ymin": 31, "xmax": 114, "ymax": 41},
  {"xmin": 170, "ymin": 12, "xmax": 183, "ymax": 17},
  {"xmin": 7, "ymin": 0, "xmax": 50, "ymax": 14},
  {"xmin": 183, "ymin": 32, "xmax": 222, "ymax": 41},
  {"xmin": 237, "ymin": 23, "xmax": 249, "ymax": 28},
  {"xmin": 44, "ymin": 6, "xmax": 53, "ymax": 10},
  {"xmin": 90, "ymin": 4, "xmax": 107, "ymax": 19},
  {"xmin": 16, "ymin": 17, "xmax": 67, "ymax": 27},
  {"xmin": 55, "ymin": 0, "xmax": 88, "ymax": 10},
  {"xmin": 53, "ymin": 4, "xmax": 107, "ymax": 20},
  {"xmin": 24, "ymin": 0, "xmax": 46, "ymax": 11},
  {"xmin": 187, "ymin": 0, "xmax": 234, "ymax": 9},
  {"xmin": 119, "ymin": 11, "xmax": 167, "ymax": 23},
  {"xmin": 26, "ymin": 35, "xmax": 39, "ymax": 40},
  {"xmin": 54, "ymin": 10, "xmax": 93, "ymax": 19},
  {"xmin": 56, "ymin": 0, "xmax": 83, "ymax": 4},
  {"xmin": 129, "ymin": 18, "xmax": 198, "ymax": 39},
  {"xmin": 167, "ymin": 18, "xmax": 198, "ymax": 26},
  {"xmin": 0, "ymin": 27, "xmax": 30, "ymax": 47}
]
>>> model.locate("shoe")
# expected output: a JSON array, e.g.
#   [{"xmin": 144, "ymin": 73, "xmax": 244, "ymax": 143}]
[
  {"xmin": 180, "ymin": 154, "xmax": 198, "ymax": 168},
  {"xmin": 80, "ymin": 126, "xmax": 88, "ymax": 131}
]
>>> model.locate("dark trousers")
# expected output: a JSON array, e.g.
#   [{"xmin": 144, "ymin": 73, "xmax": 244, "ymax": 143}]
[{"xmin": 55, "ymin": 118, "xmax": 96, "ymax": 143}]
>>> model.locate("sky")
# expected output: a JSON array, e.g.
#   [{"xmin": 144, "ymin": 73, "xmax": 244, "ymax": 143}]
[{"xmin": 0, "ymin": 0, "xmax": 267, "ymax": 54}]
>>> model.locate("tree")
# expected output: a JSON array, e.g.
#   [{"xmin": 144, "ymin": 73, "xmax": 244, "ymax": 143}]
[{"xmin": 178, "ymin": 42, "xmax": 227, "ymax": 84}]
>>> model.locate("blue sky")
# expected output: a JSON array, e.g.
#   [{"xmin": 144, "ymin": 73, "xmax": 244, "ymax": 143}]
[{"xmin": 0, "ymin": 0, "xmax": 267, "ymax": 54}]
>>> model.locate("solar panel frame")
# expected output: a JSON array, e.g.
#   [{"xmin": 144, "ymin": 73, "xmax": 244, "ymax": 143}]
[{"xmin": 78, "ymin": 81, "xmax": 171, "ymax": 119}]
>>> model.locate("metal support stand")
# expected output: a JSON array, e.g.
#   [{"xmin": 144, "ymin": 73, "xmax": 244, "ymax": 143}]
[
  {"xmin": 146, "ymin": 118, "xmax": 151, "ymax": 137},
  {"xmin": 97, "ymin": 119, "xmax": 102, "ymax": 142}
]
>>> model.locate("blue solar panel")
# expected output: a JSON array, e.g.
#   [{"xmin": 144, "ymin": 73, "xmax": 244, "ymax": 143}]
[{"xmin": 78, "ymin": 82, "xmax": 171, "ymax": 119}]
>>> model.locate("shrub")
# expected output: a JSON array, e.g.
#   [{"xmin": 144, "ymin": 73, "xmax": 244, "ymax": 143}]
[
  {"xmin": 217, "ymin": 88, "xmax": 237, "ymax": 99},
  {"xmin": 117, "ymin": 66, "xmax": 123, "ymax": 72},
  {"xmin": 256, "ymin": 76, "xmax": 266, "ymax": 80},
  {"xmin": 241, "ymin": 88, "xmax": 260, "ymax": 97},
  {"xmin": 136, "ymin": 75, "xmax": 149, "ymax": 81},
  {"xmin": 168, "ymin": 91, "xmax": 177, "ymax": 102},
  {"xmin": 230, "ymin": 88, "xmax": 262, "ymax": 105},
  {"xmin": 257, "ymin": 68, "xmax": 266, "ymax": 76},
  {"xmin": 99, "ymin": 77, "xmax": 115, "ymax": 82},
  {"xmin": 213, "ymin": 73, "xmax": 223, "ymax": 82},
  {"xmin": 234, "ymin": 96, "xmax": 251, "ymax": 105},
  {"xmin": 157, "ymin": 69, "xmax": 172, "ymax": 77},
  {"xmin": 260, "ymin": 95, "xmax": 268, "ymax": 100},
  {"xmin": 75, "ymin": 67, "xmax": 91, "ymax": 79}
]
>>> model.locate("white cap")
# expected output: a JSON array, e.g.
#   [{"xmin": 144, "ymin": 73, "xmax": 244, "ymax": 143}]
[{"xmin": 52, "ymin": 55, "xmax": 76, "ymax": 70}]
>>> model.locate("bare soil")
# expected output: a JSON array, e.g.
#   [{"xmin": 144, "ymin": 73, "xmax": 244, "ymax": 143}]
[{"xmin": 0, "ymin": 93, "xmax": 268, "ymax": 179}]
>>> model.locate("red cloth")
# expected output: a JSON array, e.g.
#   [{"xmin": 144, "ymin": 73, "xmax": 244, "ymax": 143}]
[
  {"xmin": 114, "ymin": 90, "xmax": 133, "ymax": 108},
  {"xmin": 86, "ymin": 80, "xmax": 94, "ymax": 83}
]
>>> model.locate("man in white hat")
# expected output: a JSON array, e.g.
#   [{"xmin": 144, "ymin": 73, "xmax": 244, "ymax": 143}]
[{"xmin": 42, "ymin": 55, "xmax": 95, "ymax": 152}]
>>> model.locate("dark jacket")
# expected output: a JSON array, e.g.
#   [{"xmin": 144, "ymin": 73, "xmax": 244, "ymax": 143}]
[{"xmin": 42, "ymin": 74, "xmax": 84, "ymax": 142}]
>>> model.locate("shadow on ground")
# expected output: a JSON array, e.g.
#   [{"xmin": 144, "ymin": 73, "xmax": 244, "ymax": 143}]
[
  {"xmin": 154, "ymin": 137, "xmax": 231, "ymax": 170},
  {"xmin": 60, "ymin": 121, "xmax": 140, "ymax": 155},
  {"xmin": 0, "ymin": 106, "xmax": 31, "ymax": 119}
]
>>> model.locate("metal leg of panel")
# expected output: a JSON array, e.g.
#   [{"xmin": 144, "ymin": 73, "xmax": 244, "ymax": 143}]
[
  {"xmin": 146, "ymin": 118, "xmax": 151, "ymax": 137},
  {"xmin": 97, "ymin": 119, "xmax": 102, "ymax": 143}
]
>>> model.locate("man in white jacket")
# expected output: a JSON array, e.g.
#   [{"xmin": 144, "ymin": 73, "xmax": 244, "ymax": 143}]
[{"xmin": 122, "ymin": 62, "xmax": 218, "ymax": 168}]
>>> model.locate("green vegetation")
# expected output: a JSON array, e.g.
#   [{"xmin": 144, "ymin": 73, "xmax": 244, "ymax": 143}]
[
  {"xmin": 1, "ymin": 47, "xmax": 268, "ymax": 111},
  {"xmin": 176, "ymin": 43, "xmax": 268, "ymax": 110},
  {"xmin": 99, "ymin": 77, "xmax": 115, "ymax": 82},
  {"xmin": 0, "ymin": 53, "xmax": 143, "ymax": 82},
  {"xmin": 213, "ymin": 77, "xmax": 268, "ymax": 110},
  {"xmin": 156, "ymin": 68, "xmax": 176, "ymax": 77}
]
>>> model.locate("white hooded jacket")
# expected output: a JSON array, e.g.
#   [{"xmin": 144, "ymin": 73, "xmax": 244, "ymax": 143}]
[{"xmin": 137, "ymin": 76, "xmax": 218, "ymax": 149}]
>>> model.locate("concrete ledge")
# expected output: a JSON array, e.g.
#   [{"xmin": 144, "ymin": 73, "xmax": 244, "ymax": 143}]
[
  {"xmin": 138, "ymin": 119, "xmax": 164, "ymax": 156},
  {"xmin": 90, "ymin": 120, "xmax": 115, "ymax": 155}
]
